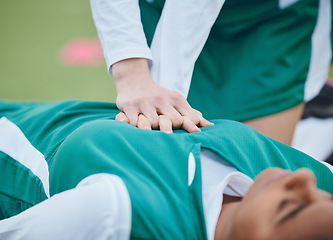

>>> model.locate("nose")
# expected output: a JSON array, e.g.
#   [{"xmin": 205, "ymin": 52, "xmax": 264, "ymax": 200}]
[{"xmin": 284, "ymin": 168, "xmax": 319, "ymax": 201}]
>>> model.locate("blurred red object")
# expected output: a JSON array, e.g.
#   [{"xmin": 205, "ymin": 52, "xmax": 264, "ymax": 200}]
[{"xmin": 60, "ymin": 38, "xmax": 104, "ymax": 66}]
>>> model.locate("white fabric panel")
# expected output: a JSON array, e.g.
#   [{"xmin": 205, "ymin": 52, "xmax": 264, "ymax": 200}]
[
  {"xmin": 279, "ymin": 0, "xmax": 301, "ymax": 9},
  {"xmin": 200, "ymin": 149, "xmax": 253, "ymax": 240},
  {"xmin": 0, "ymin": 117, "xmax": 49, "ymax": 197},
  {"xmin": 76, "ymin": 173, "xmax": 132, "ymax": 239},
  {"xmin": 0, "ymin": 173, "xmax": 132, "ymax": 240},
  {"xmin": 304, "ymin": 0, "xmax": 332, "ymax": 102},
  {"xmin": 292, "ymin": 117, "xmax": 333, "ymax": 162},
  {"xmin": 150, "ymin": 0, "xmax": 226, "ymax": 98}
]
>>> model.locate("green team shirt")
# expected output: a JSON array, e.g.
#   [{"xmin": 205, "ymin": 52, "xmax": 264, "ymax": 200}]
[
  {"xmin": 139, "ymin": 0, "xmax": 330, "ymax": 121},
  {"xmin": 0, "ymin": 100, "xmax": 332, "ymax": 239}
]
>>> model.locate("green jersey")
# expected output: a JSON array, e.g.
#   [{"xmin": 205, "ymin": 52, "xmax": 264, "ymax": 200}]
[{"xmin": 0, "ymin": 100, "xmax": 332, "ymax": 239}]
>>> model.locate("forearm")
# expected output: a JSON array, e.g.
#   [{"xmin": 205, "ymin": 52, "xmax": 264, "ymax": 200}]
[{"xmin": 90, "ymin": 0, "xmax": 152, "ymax": 74}]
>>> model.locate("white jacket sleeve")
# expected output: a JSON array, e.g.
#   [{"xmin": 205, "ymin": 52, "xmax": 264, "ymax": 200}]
[
  {"xmin": 0, "ymin": 174, "xmax": 132, "ymax": 240},
  {"xmin": 90, "ymin": 0, "xmax": 153, "ymax": 75},
  {"xmin": 150, "ymin": 0, "xmax": 226, "ymax": 98}
]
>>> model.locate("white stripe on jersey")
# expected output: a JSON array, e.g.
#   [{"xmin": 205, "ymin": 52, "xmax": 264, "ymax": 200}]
[
  {"xmin": 0, "ymin": 117, "xmax": 50, "ymax": 197},
  {"xmin": 304, "ymin": 0, "xmax": 332, "ymax": 102}
]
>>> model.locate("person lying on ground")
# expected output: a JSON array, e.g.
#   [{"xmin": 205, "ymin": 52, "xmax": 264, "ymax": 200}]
[{"xmin": 0, "ymin": 100, "xmax": 332, "ymax": 240}]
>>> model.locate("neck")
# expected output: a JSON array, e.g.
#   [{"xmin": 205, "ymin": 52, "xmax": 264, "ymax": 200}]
[{"xmin": 214, "ymin": 194, "xmax": 241, "ymax": 240}]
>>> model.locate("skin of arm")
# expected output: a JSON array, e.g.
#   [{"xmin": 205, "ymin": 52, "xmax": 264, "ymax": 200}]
[{"xmin": 112, "ymin": 58, "xmax": 213, "ymax": 133}]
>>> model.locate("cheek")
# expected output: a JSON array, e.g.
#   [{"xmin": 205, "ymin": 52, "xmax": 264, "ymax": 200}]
[
  {"xmin": 271, "ymin": 223, "xmax": 298, "ymax": 240},
  {"xmin": 231, "ymin": 201, "xmax": 273, "ymax": 240},
  {"xmin": 270, "ymin": 204, "xmax": 333, "ymax": 240}
]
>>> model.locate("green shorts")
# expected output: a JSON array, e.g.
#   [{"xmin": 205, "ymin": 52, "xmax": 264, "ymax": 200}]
[{"xmin": 139, "ymin": 0, "xmax": 331, "ymax": 121}]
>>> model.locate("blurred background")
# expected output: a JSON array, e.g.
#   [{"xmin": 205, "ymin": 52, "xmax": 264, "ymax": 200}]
[
  {"xmin": 1, "ymin": 1, "xmax": 333, "ymax": 103},
  {"xmin": 0, "ymin": 0, "xmax": 116, "ymax": 102}
]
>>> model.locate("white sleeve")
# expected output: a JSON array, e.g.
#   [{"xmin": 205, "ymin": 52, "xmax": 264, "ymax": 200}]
[
  {"xmin": 90, "ymin": 0, "xmax": 153, "ymax": 75},
  {"xmin": 0, "ymin": 174, "xmax": 132, "ymax": 240},
  {"xmin": 150, "ymin": 0, "xmax": 226, "ymax": 98}
]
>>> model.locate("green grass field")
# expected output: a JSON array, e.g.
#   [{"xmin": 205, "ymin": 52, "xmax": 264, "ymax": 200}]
[
  {"xmin": 0, "ymin": 0, "xmax": 116, "ymax": 102},
  {"xmin": 1, "ymin": 1, "xmax": 332, "ymax": 102}
]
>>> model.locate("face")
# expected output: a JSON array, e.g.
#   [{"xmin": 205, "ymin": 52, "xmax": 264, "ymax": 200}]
[{"xmin": 229, "ymin": 168, "xmax": 333, "ymax": 240}]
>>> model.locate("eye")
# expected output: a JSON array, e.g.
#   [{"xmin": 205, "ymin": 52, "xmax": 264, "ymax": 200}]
[
  {"xmin": 278, "ymin": 199, "xmax": 297, "ymax": 212},
  {"xmin": 278, "ymin": 200, "xmax": 290, "ymax": 211},
  {"xmin": 277, "ymin": 199, "xmax": 308, "ymax": 224},
  {"xmin": 278, "ymin": 199, "xmax": 309, "ymax": 223}
]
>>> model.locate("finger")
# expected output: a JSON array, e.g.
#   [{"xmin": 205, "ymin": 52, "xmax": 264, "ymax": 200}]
[
  {"xmin": 182, "ymin": 116, "xmax": 201, "ymax": 133},
  {"xmin": 176, "ymin": 107, "xmax": 201, "ymax": 126},
  {"xmin": 139, "ymin": 104, "xmax": 159, "ymax": 129},
  {"xmin": 137, "ymin": 114, "xmax": 152, "ymax": 130},
  {"xmin": 115, "ymin": 112, "xmax": 130, "ymax": 123},
  {"xmin": 158, "ymin": 106, "xmax": 183, "ymax": 129},
  {"xmin": 170, "ymin": 94, "xmax": 201, "ymax": 125},
  {"xmin": 179, "ymin": 107, "xmax": 214, "ymax": 128},
  {"xmin": 123, "ymin": 108, "xmax": 140, "ymax": 127},
  {"xmin": 194, "ymin": 109, "xmax": 203, "ymax": 117},
  {"xmin": 158, "ymin": 115, "xmax": 173, "ymax": 133},
  {"xmin": 198, "ymin": 117, "xmax": 214, "ymax": 128},
  {"xmin": 193, "ymin": 109, "xmax": 214, "ymax": 127}
]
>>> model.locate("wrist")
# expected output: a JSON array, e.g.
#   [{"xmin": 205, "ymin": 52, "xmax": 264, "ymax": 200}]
[
  {"xmin": 112, "ymin": 58, "xmax": 154, "ymax": 92},
  {"xmin": 112, "ymin": 58, "xmax": 150, "ymax": 81}
]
